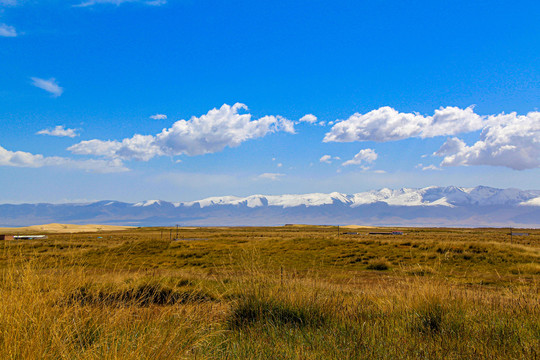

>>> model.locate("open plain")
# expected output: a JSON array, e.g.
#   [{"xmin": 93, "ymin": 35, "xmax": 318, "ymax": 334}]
[{"xmin": 1, "ymin": 225, "xmax": 539, "ymax": 359}]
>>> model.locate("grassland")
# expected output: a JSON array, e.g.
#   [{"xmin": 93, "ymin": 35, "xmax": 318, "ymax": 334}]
[{"xmin": 1, "ymin": 226, "xmax": 539, "ymax": 359}]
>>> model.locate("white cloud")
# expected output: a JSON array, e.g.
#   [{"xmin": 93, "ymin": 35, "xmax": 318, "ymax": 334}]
[
  {"xmin": 422, "ymin": 106, "xmax": 484, "ymax": 138},
  {"xmin": 319, "ymin": 154, "xmax": 340, "ymax": 164},
  {"xmin": 319, "ymin": 155, "xmax": 332, "ymax": 163},
  {"xmin": 275, "ymin": 115, "xmax": 295, "ymax": 134},
  {"xmin": 342, "ymin": 149, "xmax": 378, "ymax": 166},
  {"xmin": 150, "ymin": 114, "xmax": 167, "ymax": 120},
  {"xmin": 31, "ymin": 77, "xmax": 63, "ymax": 97},
  {"xmin": 422, "ymin": 165, "xmax": 441, "ymax": 171},
  {"xmin": 257, "ymin": 173, "xmax": 284, "ymax": 181},
  {"xmin": 434, "ymin": 111, "xmax": 540, "ymax": 170},
  {"xmin": 37, "ymin": 125, "xmax": 78, "ymax": 138},
  {"xmin": 325, "ymin": 106, "xmax": 540, "ymax": 170},
  {"xmin": 0, "ymin": 23, "xmax": 17, "ymax": 37},
  {"xmin": 70, "ymin": 135, "xmax": 160, "ymax": 161},
  {"xmin": 299, "ymin": 114, "xmax": 317, "ymax": 124},
  {"xmin": 74, "ymin": 0, "xmax": 166, "ymax": 7},
  {"xmin": 69, "ymin": 103, "xmax": 296, "ymax": 161},
  {"xmin": 0, "ymin": 145, "xmax": 128, "ymax": 173},
  {"xmin": 298, "ymin": 114, "xmax": 327, "ymax": 126},
  {"xmin": 324, "ymin": 106, "xmax": 483, "ymax": 143},
  {"xmin": 0, "ymin": 0, "xmax": 18, "ymax": 5},
  {"xmin": 277, "ymin": 163, "xmax": 283, "ymax": 167}
]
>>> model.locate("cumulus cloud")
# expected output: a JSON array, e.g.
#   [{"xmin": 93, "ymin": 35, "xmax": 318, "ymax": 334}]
[
  {"xmin": 74, "ymin": 0, "xmax": 165, "ymax": 7},
  {"xmin": 298, "ymin": 114, "xmax": 328, "ymax": 126},
  {"xmin": 324, "ymin": 106, "xmax": 540, "ymax": 170},
  {"xmin": 69, "ymin": 103, "xmax": 296, "ymax": 161},
  {"xmin": 324, "ymin": 106, "xmax": 483, "ymax": 143},
  {"xmin": 299, "ymin": 114, "xmax": 317, "ymax": 124},
  {"xmin": 37, "ymin": 125, "xmax": 78, "ymax": 138},
  {"xmin": 434, "ymin": 111, "xmax": 540, "ymax": 170},
  {"xmin": 0, "ymin": 145, "xmax": 128, "ymax": 173},
  {"xmin": 31, "ymin": 77, "xmax": 63, "ymax": 97},
  {"xmin": 257, "ymin": 173, "xmax": 284, "ymax": 181},
  {"xmin": 342, "ymin": 149, "xmax": 378, "ymax": 166},
  {"xmin": 150, "ymin": 114, "xmax": 167, "ymax": 120},
  {"xmin": 319, "ymin": 155, "xmax": 332, "ymax": 163},
  {"xmin": 70, "ymin": 135, "xmax": 160, "ymax": 161},
  {"xmin": 0, "ymin": 23, "xmax": 16, "ymax": 37}
]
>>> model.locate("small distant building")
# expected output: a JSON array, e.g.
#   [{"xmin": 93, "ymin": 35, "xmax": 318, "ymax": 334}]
[
  {"xmin": 511, "ymin": 232, "xmax": 529, "ymax": 236},
  {"xmin": 369, "ymin": 231, "xmax": 404, "ymax": 236},
  {"xmin": 0, "ymin": 235, "xmax": 15, "ymax": 240},
  {"xmin": 13, "ymin": 235, "xmax": 48, "ymax": 240},
  {"xmin": 342, "ymin": 232, "xmax": 359, "ymax": 235}
]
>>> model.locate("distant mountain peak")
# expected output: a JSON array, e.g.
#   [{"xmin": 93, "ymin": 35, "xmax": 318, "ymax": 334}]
[{"xmin": 133, "ymin": 200, "xmax": 163, "ymax": 207}]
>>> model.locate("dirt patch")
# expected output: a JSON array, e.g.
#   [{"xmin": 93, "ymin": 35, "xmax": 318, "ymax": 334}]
[
  {"xmin": 341, "ymin": 225, "xmax": 375, "ymax": 229},
  {"xmin": 0, "ymin": 223, "xmax": 134, "ymax": 233}
]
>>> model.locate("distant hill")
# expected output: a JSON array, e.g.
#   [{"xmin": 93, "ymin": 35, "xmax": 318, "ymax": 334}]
[{"xmin": 2, "ymin": 186, "xmax": 540, "ymax": 227}]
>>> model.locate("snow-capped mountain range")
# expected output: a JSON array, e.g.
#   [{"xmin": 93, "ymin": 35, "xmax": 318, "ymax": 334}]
[
  {"xmin": 2, "ymin": 186, "xmax": 540, "ymax": 227},
  {"xmin": 171, "ymin": 186, "xmax": 540, "ymax": 208}
]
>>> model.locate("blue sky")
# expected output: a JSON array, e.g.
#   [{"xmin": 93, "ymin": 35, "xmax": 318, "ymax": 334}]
[{"xmin": 0, "ymin": 0, "xmax": 539, "ymax": 203}]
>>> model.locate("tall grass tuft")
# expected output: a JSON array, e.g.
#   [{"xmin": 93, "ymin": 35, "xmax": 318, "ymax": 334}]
[
  {"xmin": 366, "ymin": 258, "xmax": 390, "ymax": 270},
  {"xmin": 228, "ymin": 295, "xmax": 329, "ymax": 329}
]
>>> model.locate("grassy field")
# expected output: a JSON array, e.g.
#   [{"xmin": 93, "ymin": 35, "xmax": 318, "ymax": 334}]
[{"xmin": 1, "ymin": 225, "xmax": 539, "ymax": 359}]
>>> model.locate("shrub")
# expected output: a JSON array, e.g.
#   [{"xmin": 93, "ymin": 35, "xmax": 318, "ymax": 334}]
[
  {"xmin": 412, "ymin": 302, "xmax": 445, "ymax": 334},
  {"xmin": 69, "ymin": 281, "xmax": 214, "ymax": 307},
  {"xmin": 509, "ymin": 263, "xmax": 540, "ymax": 275},
  {"xmin": 366, "ymin": 259, "xmax": 390, "ymax": 271},
  {"xmin": 227, "ymin": 295, "xmax": 328, "ymax": 329},
  {"xmin": 406, "ymin": 265, "xmax": 434, "ymax": 276}
]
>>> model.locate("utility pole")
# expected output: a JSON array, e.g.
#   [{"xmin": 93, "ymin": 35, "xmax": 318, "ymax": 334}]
[
  {"xmin": 338, "ymin": 225, "xmax": 340, "ymax": 240},
  {"xmin": 176, "ymin": 224, "xmax": 179, "ymax": 240}
]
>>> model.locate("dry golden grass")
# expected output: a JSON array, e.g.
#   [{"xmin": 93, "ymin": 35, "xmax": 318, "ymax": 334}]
[{"xmin": 0, "ymin": 225, "xmax": 539, "ymax": 359}]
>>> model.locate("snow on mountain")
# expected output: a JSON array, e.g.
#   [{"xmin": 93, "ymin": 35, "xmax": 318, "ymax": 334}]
[
  {"xmin": 183, "ymin": 196, "xmax": 253, "ymax": 208},
  {"xmin": 181, "ymin": 192, "xmax": 350, "ymax": 208},
  {"xmin": 176, "ymin": 186, "xmax": 532, "ymax": 209},
  {"xmin": 520, "ymin": 196, "xmax": 540, "ymax": 206},
  {"xmin": 133, "ymin": 200, "xmax": 163, "ymax": 207},
  {"xmin": 435, "ymin": 186, "xmax": 537, "ymax": 206},
  {"xmin": 265, "ymin": 192, "xmax": 350, "ymax": 208},
  {"xmin": 350, "ymin": 188, "xmax": 443, "ymax": 207}
]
